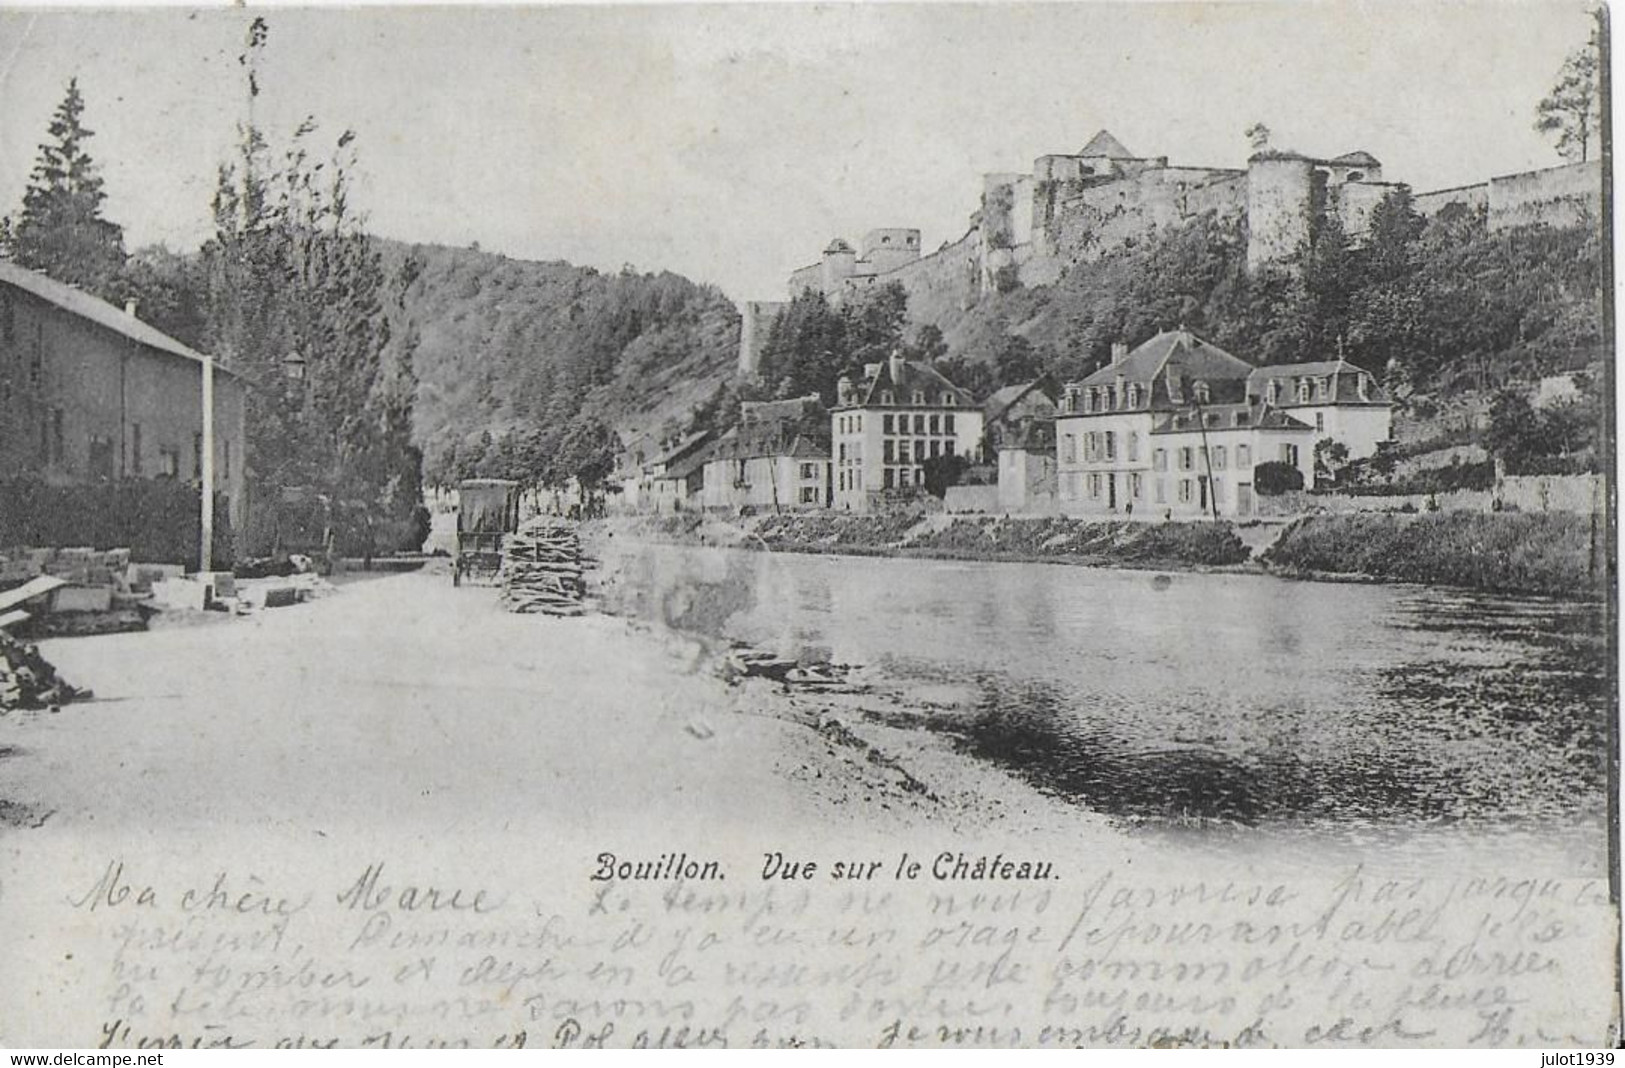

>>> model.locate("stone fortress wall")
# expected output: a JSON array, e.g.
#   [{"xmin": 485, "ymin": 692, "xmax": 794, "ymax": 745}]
[{"xmin": 739, "ymin": 130, "xmax": 1602, "ymax": 376}]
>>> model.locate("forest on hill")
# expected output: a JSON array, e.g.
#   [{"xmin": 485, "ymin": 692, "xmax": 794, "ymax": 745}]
[{"xmin": 375, "ymin": 242, "xmax": 740, "ymax": 490}]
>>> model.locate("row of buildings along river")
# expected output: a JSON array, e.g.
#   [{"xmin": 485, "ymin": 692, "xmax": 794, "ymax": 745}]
[{"xmin": 617, "ymin": 330, "xmax": 1393, "ymax": 521}]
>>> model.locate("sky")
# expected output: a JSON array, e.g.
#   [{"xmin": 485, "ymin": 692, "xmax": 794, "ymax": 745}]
[{"xmin": 0, "ymin": 2, "xmax": 1602, "ymax": 303}]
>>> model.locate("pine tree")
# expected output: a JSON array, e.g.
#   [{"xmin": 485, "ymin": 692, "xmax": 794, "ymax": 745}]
[
  {"xmin": 1535, "ymin": 21, "xmax": 1602, "ymax": 163},
  {"xmin": 10, "ymin": 78, "xmax": 127, "ymax": 297}
]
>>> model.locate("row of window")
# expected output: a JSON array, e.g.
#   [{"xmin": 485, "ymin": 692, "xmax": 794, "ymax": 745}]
[
  {"xmin": 882, "ymin": 466, "xmax": 927, "ymax": 490},
  {"xmin": 837, "ymin": 412, "xmax": 963, "ymax": 437},
  {"xmin": 884, "ymin": 413, "xmax": 956, "ymax": 436},
  {"xmin": 1167, "ymin": 410, "xmax": 1252, "ymax": 430},
  {"xmin": 884, "ymin": 438, "xmax": 954, "ymax": 464},
  {"xmin": 1059, "ymin": 372, "xmax": 1373, "ymax": 413},
  {"xmin": 1062, "ymin": 439, "xmax": 1301, "ymax": 472},
  {"xmin": 35, "ymin": 410, "xmax": 230, "ymax": 481},
  {"xmin": 1062, "ymin": 430, "xmax": 1137, "ymax": 464},
  {"xmin": 1059, "ymin": 472, "xmax": 1237, "ymax": 508},
  {"xmin": 838, "ymin": 436, "xmax": 962, "ymax": 465},
  {"xmin": 1155, "ymin": 444, "xmax": 1250, "ymax": 472},
  {"xmin": 1062, "ymin": 379, "xmax": 1213, "ymax": 413},
  {"xmin": 873, "ymin": 390, "xmax": 959, "ymax": 408},
  {"xmin": 836, "ymin": 464, "xmax": 948, "ymax": 494},
  {"xmin": 1265, "ymin": 376, "xmax": 1370, "ymax": 405}
]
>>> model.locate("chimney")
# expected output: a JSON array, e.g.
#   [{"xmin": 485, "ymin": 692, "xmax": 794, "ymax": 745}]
[
  {"xmin": 124, "ymin": 299, "xmax": 139, "ymax": 318},
  {"xmin": 1111, "ymin": 341, "xmax": 1127, "ymax": 367},
  {"xmin": 889, "ymin": 349, "xmax": 905, "ymax": 388}
]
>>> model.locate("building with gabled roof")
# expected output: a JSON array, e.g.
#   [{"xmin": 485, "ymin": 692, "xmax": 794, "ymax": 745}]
[
  {"xmin": 984, "ymin": 378, "xmax": 1059, "ymax": 514},
  {"xmin": 645, "ymin": 428, "xmax": 714, "ymax": 513},
  {"xmin": 0, "ymin": 260, "xmax": 248, "ymax": 531},
  {"xmin": 699, "ymin": 394, "xmax": 831, "ymax": 513},
  {"xmin": 831, "ymin": 353, "xmax": 983, "ymax": 511}
]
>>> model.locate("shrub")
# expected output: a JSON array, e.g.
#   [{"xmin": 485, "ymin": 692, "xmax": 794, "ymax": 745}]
[
  {"xmin": 1254, "ymin": 461, "xmax": 1304, "ymax": 496},
  {"xmin": 0, "ymin": 477, "xmax": 234, "ymax": 568}
]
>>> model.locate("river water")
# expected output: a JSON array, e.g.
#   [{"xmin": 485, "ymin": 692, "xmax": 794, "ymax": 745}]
[{"xmin": 601, "ymin": 541, "xmax": 1610, "ymax": 851}]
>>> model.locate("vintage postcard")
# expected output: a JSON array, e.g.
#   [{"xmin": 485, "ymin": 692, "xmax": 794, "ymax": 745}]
[{"xmin": 0, "ymin": 1, "xmax": 1616, "ymax": 1050}]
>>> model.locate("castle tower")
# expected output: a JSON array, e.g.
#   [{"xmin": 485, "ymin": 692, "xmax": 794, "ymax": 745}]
[
  {"xmin": 859, "ymin": 228, "xmax": 922, "ymax": 274},
  {"xmin": 738, "ymin": 300, "xmax": 787, "ymax": 377},
  {"xmin": 820, "ymin": 238, "xmax": 858, "ymax": 293},
  {"xmin": 1246, "ymin": 152, "xmax": 1316, "ymax": 272}
]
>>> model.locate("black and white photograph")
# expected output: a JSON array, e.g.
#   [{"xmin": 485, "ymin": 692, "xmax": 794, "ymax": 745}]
[{"xmin": 0, "ymin": 1, "xmax": 1615, "ymax": 1050}]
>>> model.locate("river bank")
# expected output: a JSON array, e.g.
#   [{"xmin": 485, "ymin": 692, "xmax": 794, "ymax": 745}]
[
  {"xmin": 607, "ymin": 509, "xmax": 1605, "ymax": 598},
  {"xmin": 1261, "ymin": 510, "xmax": 1606, "ymax": 598}
]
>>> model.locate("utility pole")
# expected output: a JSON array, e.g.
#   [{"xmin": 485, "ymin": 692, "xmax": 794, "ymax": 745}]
[
  {"xmin": 200, "ymin": 355, "xmax": 215, "ymax": 573},
  {"xmin": 1193, "ymin": 395, "xmax": 1220, "ymax": 522}
]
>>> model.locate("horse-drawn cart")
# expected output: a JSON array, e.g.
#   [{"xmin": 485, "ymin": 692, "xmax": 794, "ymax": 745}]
[{"xmin": 453, "ymin": 479, "xmax": 520, "ymax": 587}]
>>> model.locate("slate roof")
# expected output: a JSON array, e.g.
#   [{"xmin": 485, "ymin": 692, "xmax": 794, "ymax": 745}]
[
  {"xmin": 650, "ymin": 429, "xmax": 713, "ymax": 469},
  {"xmin": 1248, "ymin": 359, "xmax": 1391, "ymax": 406},
  {"xmin": 706, "ymin": 416, "xmax": 830, "ymax": 463},
  {"xmin": 1074, "ymin": 330, "xmax": 1254, "ymax": 389},
  {"xmin": 984, "ymin": 379, "xmax": 1058, "ymax": 425},
  {"xmin": 845, "ymin": 357, "xmax": 975, "ymax": 408},
  {"xmin": 1150, "ymin": 402, "xmax": 1314, "ymax": 435},
  {"xmin": 1329, "ymin": 150, "xmax": 1382, "ymax": 167},
  {"xmin": 1080, "ymin": 129, "xmax": 1135, "ymax": 159}
]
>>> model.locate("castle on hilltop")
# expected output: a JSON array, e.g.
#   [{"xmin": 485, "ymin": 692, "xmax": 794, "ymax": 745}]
[{"xmin": 738, "ymin": 129, "xmax": 1602, "ymax": 376}]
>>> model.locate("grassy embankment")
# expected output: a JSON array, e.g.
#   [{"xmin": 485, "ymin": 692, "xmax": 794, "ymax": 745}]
[
  {"xmin": 618, "ymin": 509, "xmax": 1605, "ymax": 598},
  {"xmin": 623, "ymin": 512, "xmax": 1251, "ymax": 569},
  {"xmin": 1261, "ymin": 511, "xmax": 1606, "ymax": 598}
]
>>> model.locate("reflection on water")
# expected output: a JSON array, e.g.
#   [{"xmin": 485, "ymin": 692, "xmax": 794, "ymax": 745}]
[{"xmin": 604, "ymin": 542, "xmax": 1610, "ymax": 836}]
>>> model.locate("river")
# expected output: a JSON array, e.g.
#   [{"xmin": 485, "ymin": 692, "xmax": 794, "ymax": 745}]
[{"xmin": 598, "ymin": 540, "xmax": 1610, "ymax": 858}]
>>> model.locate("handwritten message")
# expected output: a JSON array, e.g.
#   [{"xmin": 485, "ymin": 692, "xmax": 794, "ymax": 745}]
[{"xmin": 40, "ymin": 853, "xmax": 1621, "ymax": 1048}]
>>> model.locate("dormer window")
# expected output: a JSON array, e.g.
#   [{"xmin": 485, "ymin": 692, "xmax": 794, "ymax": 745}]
[
  {"xmin": 881, "ymin": 390, "xmax": 894, "ymax": 405},
  {"xmin": 1297, "ymin": 380, "xmax": 1311, "ymax": 403},
  {"xmin": 1193, "ymin": 381, "xmax": 1211, "ymax": 404},
  {"xmin": 912, "ymin": 390, "xmax": 926, "ymax": 405},
  {"xmin": 1267, "ymin": 381, "xmax": 1281, "ymax": 406},
  {"xmin": 1204, "ymin": 411, "xmax": 1220, "ymax": 427},
  {"xmin": 1235, "ymin": 410, "xmax": 1251, "ymax": 426},
  {"xmin": 1317, "ymin": 377, "xmax": 1331, "ymax": 401},
  {"xmin": 1357, "ymin": 374, "xmax": 1370, "ymax": 401},
  {"xmin": 943, "ymin": 393, "xmax": 957, "ymax": 406},
  {"xmin": 1125, "ymin": 385, "xmax": 1140, "ymax": 408}
]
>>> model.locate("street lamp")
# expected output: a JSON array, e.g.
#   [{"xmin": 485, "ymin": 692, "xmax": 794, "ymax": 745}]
[{"xmin": 282, "ymin": 350, "xmax": 306, "ymax": 381}]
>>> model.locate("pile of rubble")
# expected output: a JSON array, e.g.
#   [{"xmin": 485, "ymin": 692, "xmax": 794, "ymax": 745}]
[
  {"xmin": 722, "ymin": 643, "xmax": 863, "ymax": 693},
  {"xmin": 0, "ymin": 546, "xmax": 147, "ymax": 637},
  {"xmin": 0, "ymin": 629, "xmax": 90, "ymax": 711},
  {"xmin": 500, "ymin": 518, "xmax": 586, "ymax": 616}
]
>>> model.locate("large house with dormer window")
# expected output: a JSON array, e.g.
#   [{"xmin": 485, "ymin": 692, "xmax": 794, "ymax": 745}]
[
  {"xmin": 1055, "ymin": 330, "xmax": 1389, "ymax": 519},
  {"xmin": 1247, "ymin": 359, "xmax": 1391, "ymax": 459},
  {"xmin": 831, "ymin": 353, "xmax": 983, "ymax": 511}
]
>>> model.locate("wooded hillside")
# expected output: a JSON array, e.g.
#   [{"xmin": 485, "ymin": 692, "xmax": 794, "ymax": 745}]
[{"xmin": 376, "ymin": 242, "xmax": 741, "ymax": 487}]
